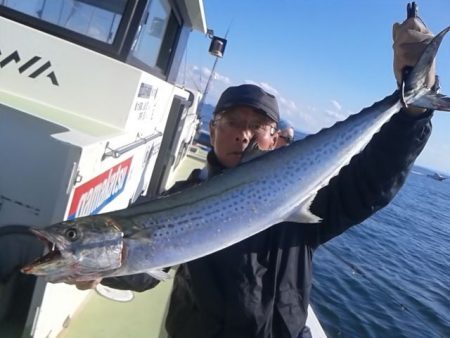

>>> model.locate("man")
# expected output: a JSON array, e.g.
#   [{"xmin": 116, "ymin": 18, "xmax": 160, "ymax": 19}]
[
  {"xmin": 276, "ymin": 126, "xmax": 295, "ymax": 148},
  {"xmin": 77, "ymin": 16, "xmax": 436, "ymax": 338},
  {"xmin": 0, "ymin": 226, "xmax": 44, "ymax": 335}
]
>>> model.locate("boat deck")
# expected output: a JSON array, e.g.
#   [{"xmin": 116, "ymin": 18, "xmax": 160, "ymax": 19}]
[
  {"xmin": 59, "ymin": 146, "xmax": 326, "ymax": 338},
  {"xmin": 59, "ymin": 148, "xmax": 207, "ymax": 338},
  {"xmin": 61, "ymin": 280, "xmax": 172, "ymax": 338}
]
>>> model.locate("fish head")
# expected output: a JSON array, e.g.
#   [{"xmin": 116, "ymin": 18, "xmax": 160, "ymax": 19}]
[{"xmin": 21, "ymin": 216, "xmax": 124, "ymax": 282}]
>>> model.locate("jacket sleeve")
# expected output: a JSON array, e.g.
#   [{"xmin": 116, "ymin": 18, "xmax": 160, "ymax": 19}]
[
  {"xmin": 306, "ymin": 94, "xmax": 432, "ymax": 247},
  {"xmin": 101, "ymin": 273, "xmax": 163, "ymax": 292}
]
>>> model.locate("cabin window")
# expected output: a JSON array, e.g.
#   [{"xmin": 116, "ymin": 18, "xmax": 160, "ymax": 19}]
[
  {"xmin": 129, "ymin": 0, "xmax": 181, "ymax": 76},
  {"xmin": 1, "ymin": 0, "xmax": 127, "ymax": 43}
]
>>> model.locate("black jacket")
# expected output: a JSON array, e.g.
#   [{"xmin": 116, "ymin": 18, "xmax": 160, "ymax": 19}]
[{"xmin": 102, "ymin": 94, "xmax": 432, "ymax": 338}]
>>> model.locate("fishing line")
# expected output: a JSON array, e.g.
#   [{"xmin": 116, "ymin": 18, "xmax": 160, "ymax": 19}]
[{"xmin": 319, "ymin": 243, "xmax": 442, "ymax": 337}]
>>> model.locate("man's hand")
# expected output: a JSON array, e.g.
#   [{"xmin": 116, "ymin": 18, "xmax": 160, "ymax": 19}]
[{"xmin": 393, "ymin": 17, "xmax": 436, "ymax": 116}]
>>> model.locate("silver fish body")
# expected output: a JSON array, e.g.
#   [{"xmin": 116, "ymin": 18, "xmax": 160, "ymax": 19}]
[{"xmin": 22, "ymin": 26, "xmax": 450, "ymax": 282}]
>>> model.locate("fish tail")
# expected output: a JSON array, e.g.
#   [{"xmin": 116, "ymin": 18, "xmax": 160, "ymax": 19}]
[{"xmin": 404, "ymin": 26, "xmax": 450, "ymax": 112}]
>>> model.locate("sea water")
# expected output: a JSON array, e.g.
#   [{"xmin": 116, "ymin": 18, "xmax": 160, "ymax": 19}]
[{"xmin": 311, "ymin": 167, "xmax": 450, "ymax": 338}]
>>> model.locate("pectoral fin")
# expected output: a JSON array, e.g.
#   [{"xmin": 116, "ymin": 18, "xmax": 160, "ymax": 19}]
[
  {"xmin": 146, "ymin": 269, "xmax": 171, "ymax": 281},
  {"xmin": 285, "ymin": 194, "xmax": 322, "ymax": 223}
]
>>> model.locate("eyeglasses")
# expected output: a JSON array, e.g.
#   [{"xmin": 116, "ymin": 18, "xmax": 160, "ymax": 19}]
[{"xmin": 213, "ymin": 113, "xmax": 277, "ymax": 136}]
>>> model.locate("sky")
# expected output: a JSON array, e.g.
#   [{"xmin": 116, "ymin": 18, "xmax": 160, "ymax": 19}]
[{"xmin": 178, "ymin": 0, "xmax": 450, "ymax": 174}]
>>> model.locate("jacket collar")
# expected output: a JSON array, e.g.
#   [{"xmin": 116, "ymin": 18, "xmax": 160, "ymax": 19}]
[{"xmin": 206, "ymin": 150, "xmax": 227, "ymax": 178}]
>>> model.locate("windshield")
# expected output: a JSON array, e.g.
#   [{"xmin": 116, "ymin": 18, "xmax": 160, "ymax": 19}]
[{"xmin": 1, "ymin": 0, "xmax": 127, "ymax": 43}]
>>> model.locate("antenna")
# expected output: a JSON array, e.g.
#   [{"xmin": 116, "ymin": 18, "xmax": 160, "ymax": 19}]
[{"xmin": 197, "ymin": 20, "xmax": 232, "ymax": 116}]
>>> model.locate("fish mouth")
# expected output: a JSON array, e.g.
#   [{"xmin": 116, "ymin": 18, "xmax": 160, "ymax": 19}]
[{"xmin": 21, "ymin": 229, "xmax": 63, "ymax": 274}]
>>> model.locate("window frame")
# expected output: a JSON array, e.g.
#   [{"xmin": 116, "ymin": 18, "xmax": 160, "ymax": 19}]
[
  {"xmin": 0, "ymin": 1, "xmax": 143, "ymax": 62},
  {"xmin": 0, "ymin": 0, "xmax": 184, "ymax": 81},
  {"xmin": 126, "ymin": 0, "xmax": 182, "ymax": 80}
]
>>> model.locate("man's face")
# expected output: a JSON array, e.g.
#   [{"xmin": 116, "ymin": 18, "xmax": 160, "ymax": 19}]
[{"xmin": 209, "ymin": 106, "xmax": 278, "ymax": 168}]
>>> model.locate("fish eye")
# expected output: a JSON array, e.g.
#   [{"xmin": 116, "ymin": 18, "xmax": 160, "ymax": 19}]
[{"xmin": 65, "ymin": 228, "xmax": 79, "ymax": 241}]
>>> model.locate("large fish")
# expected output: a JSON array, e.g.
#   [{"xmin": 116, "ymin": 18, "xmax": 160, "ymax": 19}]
[{"xmin": 22, "ymin": 26, "xmax": 450, "ymax": 283}]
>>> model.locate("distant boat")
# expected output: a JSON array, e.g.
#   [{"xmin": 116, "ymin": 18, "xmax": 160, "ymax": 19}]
[{"xmin": 427, "ymin": 172, "xmax": 448, "ymax": 181}]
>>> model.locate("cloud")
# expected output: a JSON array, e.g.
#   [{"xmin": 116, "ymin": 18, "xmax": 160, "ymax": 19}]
[
  {"xmin": 279, "ymin": 97, "xmax": 297, "ymax": 111},
  {"xmin": 240, "ymin": 81, "xmax": 358, "ymax": 133},
  {"xmin": 331, "ymin": 99, "xmax": 342, "ymax": 111},
  {"xmin": 322, "ymin": 99, "xmax": 352, "ymax": 123},
  {"xmin": 214, "ymin": 72, "xmax": 231, "ymax": 85},
  {"xmin": 259, "ymin": 82, "xmax": 280, "ymax": 96},
  {"xmin": 196, "ymin": 66, "xmax": 231, "ymax": 86},
  {"xmin": 242, "ymin": 80, "xmax": 280, "ymax": 97},
  {"xmin": 177, "ymin": 65, "xmax": 358, "ymax": 134},
  {"xmin": 178, "ymin": 64, "xmax": 232, "ymax": 102},
  {"xmin": 417, "ymin": 142, "xmax": 450, "ymax": 173},
  {"xmin": 325, "ymin": 109, "xmax": 342, "ymax": 119},
  {"xmin": 177, "ymin": 65, "xmax": 449, "ymax": 173},
  {"xmin": 323, "ymin": 99, "xmax": 349, "ymax": 121}
]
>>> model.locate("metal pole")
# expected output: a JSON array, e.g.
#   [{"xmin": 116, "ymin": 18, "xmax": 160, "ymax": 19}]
[{"xmin": 197, "ymin": 55, "xmax": 219, "ymax": 117}]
